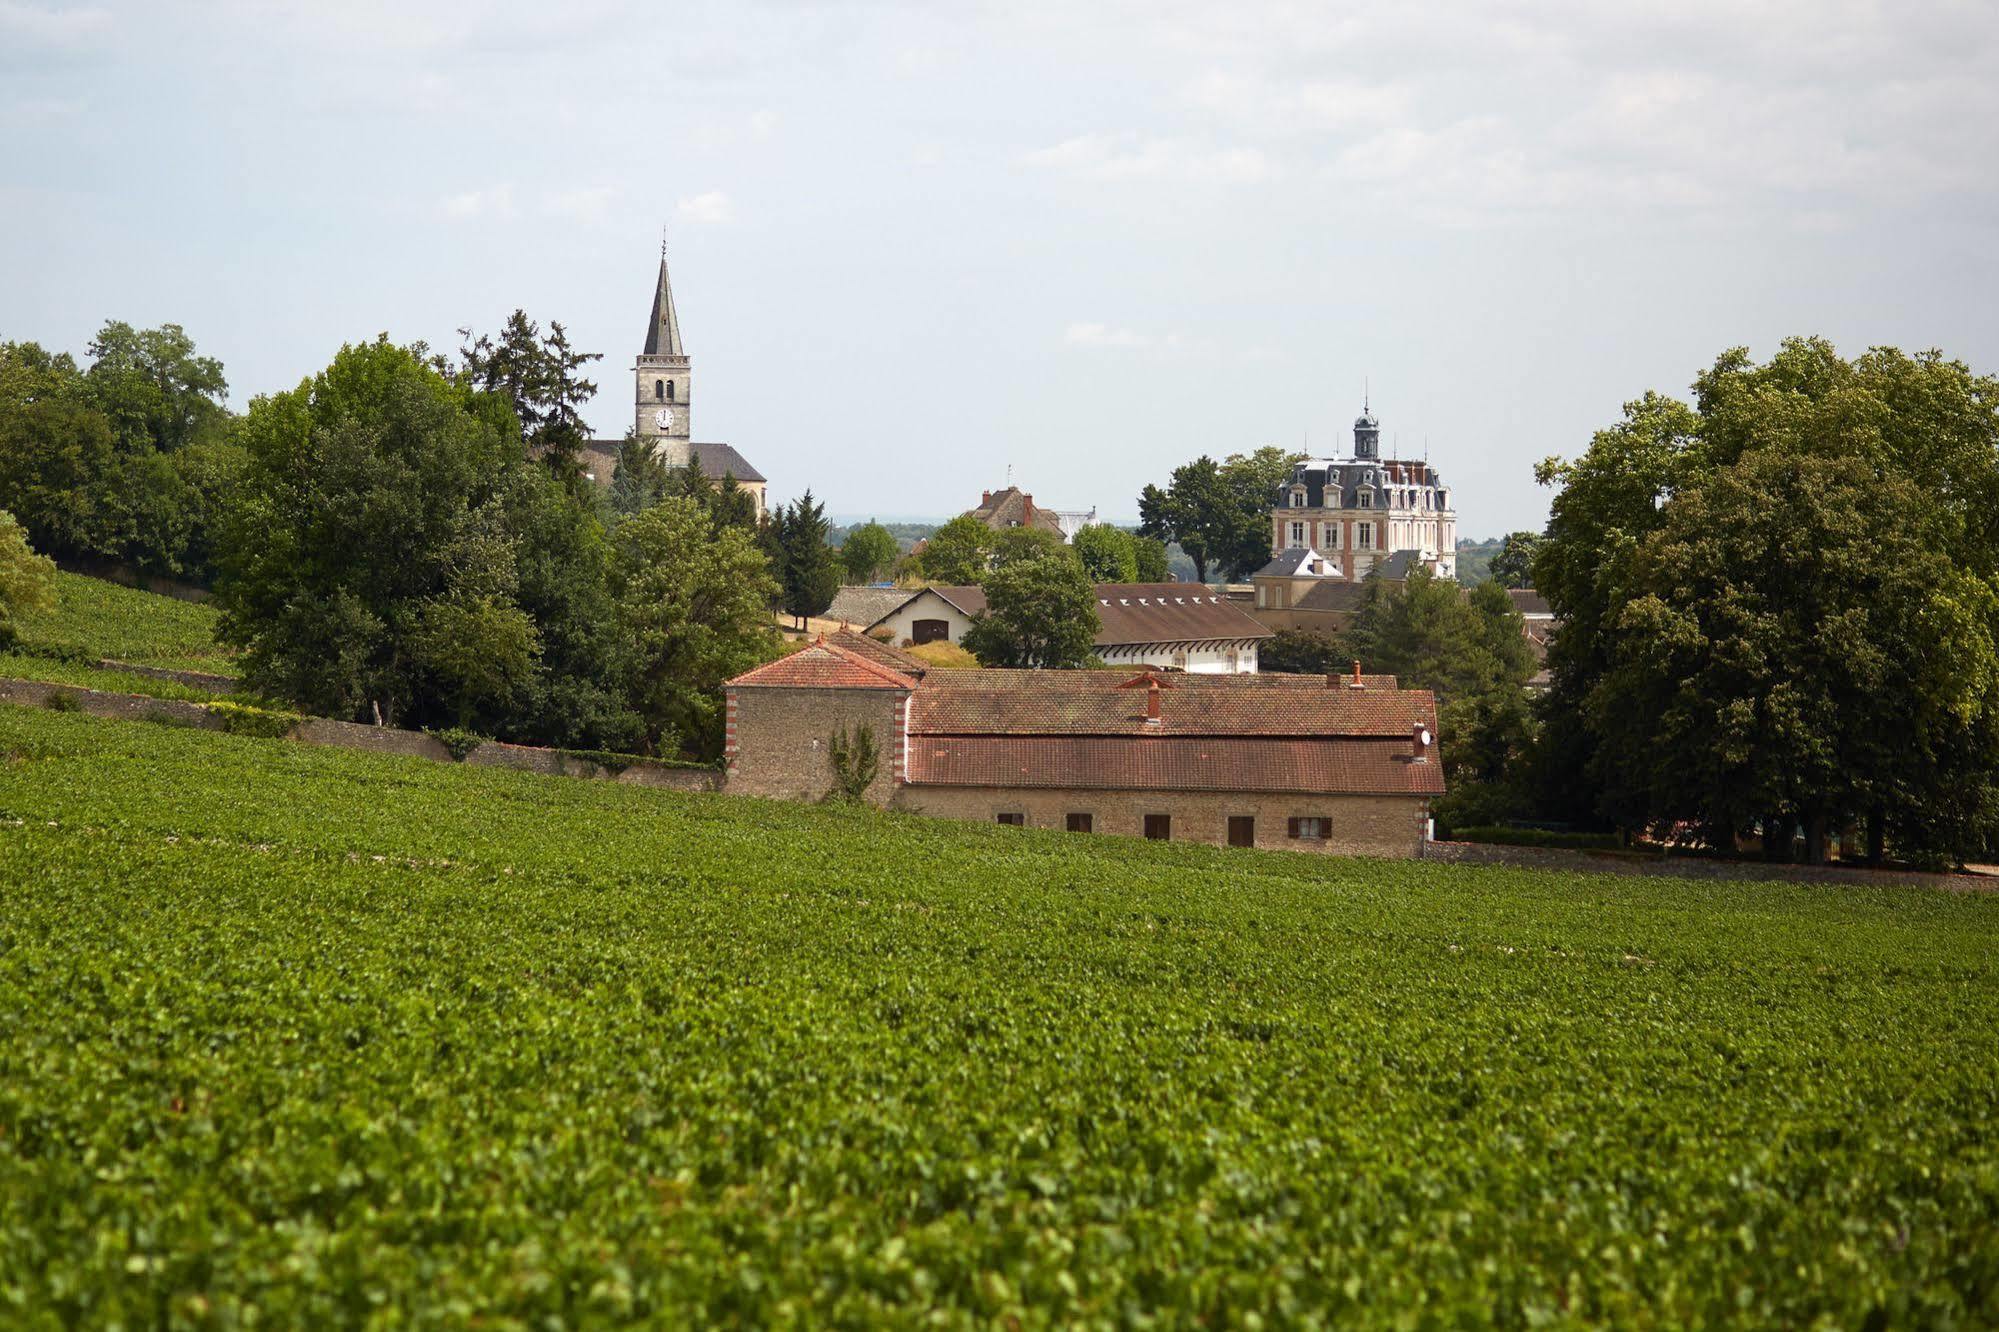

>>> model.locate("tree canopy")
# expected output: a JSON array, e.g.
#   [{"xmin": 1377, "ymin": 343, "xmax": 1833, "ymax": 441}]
[
  {"xmin": 1487, "ymin": 531, "xmax": 1542, "ymax": 589},
  {"xmin": 1535, "ymin": 339, "xmax": 1999, "ymax": 864},
  {"xmin": 961, "ymin": 547, "xmax": 1100, "ymax": 669},
  {"xmin": 840, "ymin": 521, "xmax": 900, "ymax": 584},
  {"xmin": 1137, "ymin": 446, "xmax": 1298, "ymax": 583},
  {"xmin": 1073, "ymin": 524, "xmax": 1140, "ymax": 583},
  {"xmin": 0, "ymin": 509, "xmax": 57, "ymax": 648}
]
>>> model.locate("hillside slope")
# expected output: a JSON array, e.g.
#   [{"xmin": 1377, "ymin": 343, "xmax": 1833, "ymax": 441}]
[
  {"xmin": 8, "ymin": 570, "xmax": 234, "ymax": 674},
  {"xmin": 1, "ymin": 708, "xmax": 1996, "ymax": 1324}
]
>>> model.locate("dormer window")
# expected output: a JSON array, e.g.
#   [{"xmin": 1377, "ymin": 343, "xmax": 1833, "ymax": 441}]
[{"xmin": 1288, "ymin": 486, "xmax": 1306, "ymax": 508}]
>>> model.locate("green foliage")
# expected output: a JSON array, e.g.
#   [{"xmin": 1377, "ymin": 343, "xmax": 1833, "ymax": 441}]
[
  {"xmin": 2, "ymin": 706, "xmax": 1998, "ymax": 1325},
  {"xmin": 915, "ymin": 513, "xmax": 991, "ymax": 585},
  {"xmin": 0, "ymin": 652, "xmax": 224, "ymax": 705},
  {"xmin": 139, "ymin": 703, "xmax": 197, "ymax": 728},
  {"xmin": 771, "ymin": 491, "xmax": 841, "ymax": 624},
  {"xmin": 1131, "ymin": 533, "xmax": 1170, "ymax": 583},
  {"xmin": 452, "ymin": 310, "xmax": 601, "ymax": 477},
  {"xmin": 1258, "ymin": 627, "xmax": 1346, "ymax": 676},
  {"xmin": 431, "ymin": 726, "xmax": 486, "ymax": 761},
  {"xmin": 1138, "ymin": 447, "xmax": 1300, "ymax": 583},
  {"xmin": 82, "ymin": 320, "xmax": 230, "ymax": 453},
  {"xmin": 609, "ymin": 432, "xmax": 672, "ymax": 517},
  {"xmin": 839, "ymin": 521, "xmax": 900, "ymax": 585},
  {"xmin": 1537, "ymin": 341, "xmax": 1999, "ymax": 864},
  {"xmin": 962, "ymin": 548, "xmax": 1099, "ymax": 669},
  {"xmin": 205, "ymin": 699, "xmax": 303, "ymax": 739},
  {"xmin": 1487, "ymin": 530, "xmax": 1542, "ymax": 589},
  {"xmin": 1071, "ymin": 523, "xmax": 1139, "ymax": 583},
  {"xmin": 826, "ymin": 724, "xmax": 880, "ymax": 802},
  {"xmin": 0, "ymin": 510, "xmax": 57, "ymax": 648},
  {"xmin": 40, "ymin": 688, "xmax": 81, "ymax": 712},
  {"xmin": 5, "ymin": 571, "xmax": 232, "ymax": 673},
  {"xmin": 612, "ymin": 495, "xmax": 781, "ymax": 757}
]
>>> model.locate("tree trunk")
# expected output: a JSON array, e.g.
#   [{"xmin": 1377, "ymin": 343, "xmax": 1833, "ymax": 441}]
[
  {"xmin": 1804, "ymin": 812, "xmax": 1828, "ymax": 866},
  {"xmin": 1761, "ymin": 814, "xmax": 1790, "ymax": 862}
]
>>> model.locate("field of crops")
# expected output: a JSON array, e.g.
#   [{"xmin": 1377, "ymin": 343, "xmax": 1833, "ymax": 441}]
[
  {"xmin": 2, "ymin": 706, "xmax": 1996, "ymax": 1325},
  {"xmin": 8, "ymin": 571, "xmax": 235, "ymax": 674}
]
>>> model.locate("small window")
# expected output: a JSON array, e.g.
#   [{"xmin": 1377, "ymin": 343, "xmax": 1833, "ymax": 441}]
[
  {"xmin": 1359, "ymin": 491, "xmax": 1373, "ymax": 509},
  {"xmin": 1144, "ymin": 814, "xmax": 1171, "ymax": 840},
  {"xmin": 996, "ymin": 812, "xmax": 1025, "ymax": 827},
  {"xmin": 1358, "ymin": 522, "xmax": 1374, "ymax": 550},
  {"xmin": 1289, "ymin": 521, "xmax": 1305, "ymax": 546},
  {"xmin": 1288, "ymin": 489, "xmax": 1304, "ymax": 508},
  {"xmin": 666, "ymin": 381, "xmax": 676, "ymax": 402},
  {"xmin": 1066, "ymin": 812, "xmax": 1093, "ymax": 833},
  {"xmin": 1288, "ymin": 816, "xmax": 1330, "ymax": 840},
  {"xmin": 654, "ymin": 379, "xmax": 664, "ymax": 400}
]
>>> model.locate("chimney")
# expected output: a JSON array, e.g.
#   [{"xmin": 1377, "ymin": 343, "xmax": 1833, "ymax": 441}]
[
  {"xmin": 1024, "ymin": 495, "xmax": 1035, "ymax": 522},
  {"xmin": 981, "ymin": 490, "xmax": 991, "ymax": 505},
  {"xmin": 1412, "ymin": 720, "xmax": 1433, "ymax": 761},
  {"xmin": 1347, "ymin": 659, "xmax": 1365, "ymax": 690},
  {"xmin": 1146, "ymin": 679, "xmax": 1162, "ymax": 721}
]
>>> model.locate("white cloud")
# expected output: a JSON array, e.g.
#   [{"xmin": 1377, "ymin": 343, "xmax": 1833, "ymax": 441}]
[
  {"xmin": 1023, "ymin": 133, "xmax": 1274, "ymax": 184},
  {"xmin": 676, "ymin": 190, "xmax": 734, "ymax": 224},
  {"xmin": 0, "ymin": 1, "xmax": 111, "ymax": 46},
  {"xmin": 1065, "ymin": 322, "xmax": 1152, "ymax": 349},
  {"xmin": 748, "ymin": 107, "xmax": 779, "ymax": 138},
  {"xmin": 441, "ymin": 186, "xmax": 515, "ymax": 220}
]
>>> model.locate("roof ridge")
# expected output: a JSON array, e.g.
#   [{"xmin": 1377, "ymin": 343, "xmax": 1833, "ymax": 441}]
[{"xmin": 813, "ymin": 636, "xmax": 920, "ymax": 689}]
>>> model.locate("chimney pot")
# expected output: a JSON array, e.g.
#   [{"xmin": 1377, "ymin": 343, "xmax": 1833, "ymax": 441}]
[
  {"xmin": 981, "ymin": 490, "xmax": 991, "ymax": 505},
  {"xmin": 1146, "ymin": 680, "xmax": 1161, "ymax": 720}
]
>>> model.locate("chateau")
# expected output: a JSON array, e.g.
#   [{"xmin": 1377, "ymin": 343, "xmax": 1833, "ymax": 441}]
[
  {"xmin": 1267, "ymin": 405, "xmax": 1456, "ymax": 582},
  {"xmin": 578, "ymin": 245, "xmax": 768, "ymax": 514}
]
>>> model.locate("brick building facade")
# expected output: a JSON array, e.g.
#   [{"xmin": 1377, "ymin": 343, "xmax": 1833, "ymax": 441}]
[{"xmin": 724, "ymin": 640, "xmax": 1443, "ymax": 857}]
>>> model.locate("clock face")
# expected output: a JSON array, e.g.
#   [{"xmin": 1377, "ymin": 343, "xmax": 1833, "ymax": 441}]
[{"xmin": 653, "ymin": 407, "xmax": 674, "ymax": 432}]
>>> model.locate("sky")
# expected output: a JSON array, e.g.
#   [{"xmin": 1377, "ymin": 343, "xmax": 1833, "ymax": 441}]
[{"xmin": 5, "ymin": 0, "xmax": 1998, "ymax": 536}]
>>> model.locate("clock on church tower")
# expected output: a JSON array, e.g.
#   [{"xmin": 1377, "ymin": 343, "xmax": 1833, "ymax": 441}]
[{"xmin": 633, "ymin": 244, "xmax": 692, "ymax": 455}]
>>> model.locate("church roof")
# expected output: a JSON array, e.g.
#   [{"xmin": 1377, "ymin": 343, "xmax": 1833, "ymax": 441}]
[
  {"xmin": 579, "ymin": 439, "xmax": 765, "ymax": 486},
  {"xmin": 643, "ymin": 252, "xmax": 685, "ymax": 357}
]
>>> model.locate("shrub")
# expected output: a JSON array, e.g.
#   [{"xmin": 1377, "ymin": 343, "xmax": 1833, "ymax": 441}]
[
  {"xmin": 432, "ymin": 726, "xmax": 486, "ymax": 762},
  {"xmin": 1448, "ymin": 824, "xmax": 1625, "ymax": 851},
  {"xmin": 827, "ymin": 725, "xmax": 879, "ymax": 802},
  {"xmin": 206, "ymin": 700, "xmax": 302, "ymax": 740},
  {"xmin": 42, "ymin": 689, "xmax": 82, "ymax": 713},
  {"xmin": 140, "ymin": 705, "xmax": 195, "ymax": 728}
]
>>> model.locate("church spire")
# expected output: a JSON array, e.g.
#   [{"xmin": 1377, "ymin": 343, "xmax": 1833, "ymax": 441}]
[{"xmin": 643, "ymin": 235, "xmax": 685, "ymax": 357}]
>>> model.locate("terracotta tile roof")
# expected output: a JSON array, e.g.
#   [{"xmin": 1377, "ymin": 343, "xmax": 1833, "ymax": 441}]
[
  {"xmin": 910, "ymin": 670, "xmax": 1435, "ymax": 738},
  {"xmin": 1092, "ymin": 584, "xmax": 1271, "ymax": 645},
  {"xmin": 1508, "ymin": 588, "xmax": 1552, "ymax": 616},
  {"xmin": 825, "ymin": 629, "xmax": 929, "ymax": 677},
  {"xmin": 906, "ymin": 735, "xmax": 1445, "ymax": 795},
  {"xmin": 968, "ymin": 487, "xmax": 1066, "ymax": 536},
  {"xmin": 727, "ymin": 639, "xmax": 917, "ymax": 691}
]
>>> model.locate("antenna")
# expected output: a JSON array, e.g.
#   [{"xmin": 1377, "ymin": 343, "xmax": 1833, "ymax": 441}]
[
  {"xmin": 1005, "ymin": 462, "xmax": 1013, "ymax": 488},
  {"xmin": 1364, "ymin": 376, "xmax": 1370, "ymax": 413},
  {"xmin": 660, "ymin": 222, "xmax": 669, "ymax": 257}
]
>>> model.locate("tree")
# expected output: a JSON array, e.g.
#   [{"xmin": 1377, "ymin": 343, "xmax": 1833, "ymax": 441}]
[
  {"xmin": 0, "ymin": 510, "xmax": 57, "ymax": 649},
  {"xmin": 0, "ymin": 344, "xmax": 119, "ymax": 562},
  {"xmin": 82, "ymin": 320, "xmax": 229, "ymax": 454},
  {"xmin": 840, "ymin": 521, "xmax": 900, "ymax": 584},
  {"xmin": 961, "ymin": 549, "xmax": 1100, "ymax": 669},
  {"xmin": 1259, "ymin": 627, "xmax": 1345, "ymax": 676},
  {"xmin": 1137, "ymin": 447, "xmax": 1301, "ymax": 584},
  {"xmin": 776, "ymin": 490, "xmax": 840, "ymax": 626},
  {"xmin": 214, "ymin": 337, "xmax": 532, "ymax": 730},
  {"xmin": 987, "ymin": 524, "xmax": 1066, "ymax": 571},
  {"xmin": 609, "ymin": 433, "xmax": 670, "ymax": 517},
  {"xmin": 1488, "ymin": 531, "xmax": 1542, "ymax": 589},
  {"xmin": 1073, "ymin": 524, "xmax": 1139, "ymax": 583},
  {"xmin": 457, "ymin": 311, "xmax": 602, "ymax": 476},
  {"xmin": 612, "ymin": 495, "xmax": 780, "ymax": 757},
  {"xmin": 1536, "ymin": 340, "xmax": 1999, "ymax": 865},
  {"xmin": 916, "ymin": 514, "xmax": 990, "ymax": 585},
  {"xmin": 1132, "ymin": 534, "xmax": 1170, "ymax": 583}
]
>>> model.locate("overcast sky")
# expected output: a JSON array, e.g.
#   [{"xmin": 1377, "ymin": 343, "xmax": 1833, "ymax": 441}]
[{"xmin": 6, "ymin": 1, "xmax": 1997, "ymax": 533}]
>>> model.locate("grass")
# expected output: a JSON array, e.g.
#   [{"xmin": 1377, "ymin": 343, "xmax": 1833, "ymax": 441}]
[
  {"xmin": 0, "ymin": 650, "xmax": 228, "ymax": 704},
  {"xmin": 9, "ymin": 570, "xmax": 236, "ymax": 675},
  {"xmin": 905, "ymin": 639, "xmax": 980, "ymax": 669},
  {"xmin": 0, "ymin": 707, "xmax": 1996, "ymax": 1325}
]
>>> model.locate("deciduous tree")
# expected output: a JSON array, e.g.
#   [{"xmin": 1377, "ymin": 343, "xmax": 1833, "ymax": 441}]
[
  {"xmin": 1073, "ymin": 524, "xmax": 1139, "ymax": 583},
  {"xmin": 961, "ymin": 549, "xmax": 1099, "ymax": 669},
  {"xmin": 840, "ymin": 521, "xmax": 899, "ymax": 584}
]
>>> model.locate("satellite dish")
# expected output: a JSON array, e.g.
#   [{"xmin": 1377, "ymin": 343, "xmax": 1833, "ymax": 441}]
[{"xmin": 1419, "ymin": 728, "xmax": 1433, "ymax": 746}]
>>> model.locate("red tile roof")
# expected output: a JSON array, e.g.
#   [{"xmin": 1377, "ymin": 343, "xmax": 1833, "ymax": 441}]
[
  {"xmin": 1091, "ymin": 584, "xmax": 1271, "ymax": 645},
  {"xmin": 825, "ymin": 629, "xmax": 929, "ymax": 677},
  {"xmin": 910, "ymin": 670, "xmax": 1435, "ymax": 738},
  {"xmin": 906, "ymin": 735, "xmax": 1444, "ymax": 795},
  {"xmin": 727, "ymin": 639, "xmax": 918, "ymax": 691}
]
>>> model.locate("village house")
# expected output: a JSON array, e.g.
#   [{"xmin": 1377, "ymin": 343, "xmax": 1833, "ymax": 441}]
[
  {"xmin": 723, "ymin": 640, "xmax": 1442, "ymax": 857},
  {"xmin": 844, "ymin": 583, "xmax": 1271, "ymax": 672}
]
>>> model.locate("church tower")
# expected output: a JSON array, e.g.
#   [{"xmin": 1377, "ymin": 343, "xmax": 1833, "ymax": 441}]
[{"xmin": 634, "ymin": 242, "xmax": 692, "ymax": 462}]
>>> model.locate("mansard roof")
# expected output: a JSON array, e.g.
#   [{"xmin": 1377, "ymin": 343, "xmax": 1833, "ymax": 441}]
[{"xmin": 1251, "ymin": 547, "xmax": 1340, "ymax": 580}]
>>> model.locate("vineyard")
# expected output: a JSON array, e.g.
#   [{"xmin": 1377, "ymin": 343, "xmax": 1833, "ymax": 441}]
[
  {"xmin": 1, "ymin": 706, "xmax": 1996, "ymax": 1325},
  {"xmin": 6, "ymin": 571, "xmax": 235, "ymax": 675}
]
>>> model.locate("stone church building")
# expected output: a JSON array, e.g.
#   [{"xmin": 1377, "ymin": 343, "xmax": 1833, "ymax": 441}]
[{"xmin": 576, "ymin": 246, "xmax": 768, "ymax": 514}]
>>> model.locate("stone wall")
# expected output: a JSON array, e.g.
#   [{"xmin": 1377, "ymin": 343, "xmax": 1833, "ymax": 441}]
[
  {"xmin": 0, "ymin": 679, "xmax": 221, "ymax": 729},
  {"xmin": 896, "ymin": 785, "xmax": 1430, "ymax": 858},
  {"xmin": 726, "ymin": 684, "xmax": 909, "ymax": 805},
  {"xmin": 99, "ymin": 661, "xmax": 237, "ymax": 694},
  {"xmin": 1423, "ymin": 839, "xmax": 1995, "ymax": 892}
]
